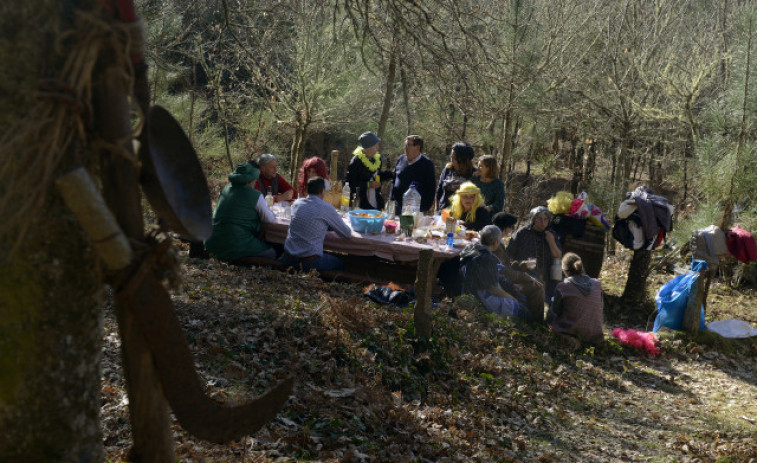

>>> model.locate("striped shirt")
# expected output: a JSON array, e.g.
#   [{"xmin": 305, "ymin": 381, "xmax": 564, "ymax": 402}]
[{"xmin": 284, "ymin": 195, "xmax": 352, "ymax": 257}]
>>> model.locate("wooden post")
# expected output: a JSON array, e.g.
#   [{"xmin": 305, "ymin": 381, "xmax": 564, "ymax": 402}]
[
  {"xmin": 701, "ymin": 268, "xmax": 715, "ymax": 313},
  {"xmin": 682, "ymin": 271, "xmax": 706, "ymax": 333},
  {"xmin": 330, "ymin": 150, "xmax": 339, "ymax": 185},
  {"xmin": 96, "ymin": 68, "xmax": 176, "ymax": 462},
  {"xmin": 414, "ymin": 249, "xmax": 434, "ymax": 340}
]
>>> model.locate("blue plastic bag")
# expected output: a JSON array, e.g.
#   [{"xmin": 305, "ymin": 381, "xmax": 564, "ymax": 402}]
[{"xmin": 653, "ymin": 271, "xmax": 706, "ymax": 332}]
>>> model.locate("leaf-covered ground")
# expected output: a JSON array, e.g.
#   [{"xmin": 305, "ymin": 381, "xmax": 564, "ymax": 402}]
[{"xmin": 102, "ymin": 246, "xmax": 757, "ymax": 462}]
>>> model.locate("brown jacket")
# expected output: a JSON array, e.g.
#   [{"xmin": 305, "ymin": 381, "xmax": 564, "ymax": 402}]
[{"xmin": 547, "ymin": 276, "xmax": 604, "ymax": 343}]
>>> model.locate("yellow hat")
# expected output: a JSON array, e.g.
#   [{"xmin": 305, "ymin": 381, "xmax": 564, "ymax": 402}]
[{"xmin": 456, "ymin": 181, "xmax": 480, "ymax": 195}]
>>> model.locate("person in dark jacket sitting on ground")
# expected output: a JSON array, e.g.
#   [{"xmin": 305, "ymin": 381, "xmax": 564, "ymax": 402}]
[
  {"xmin": 459, "ymin": 225, "xmax": 530, "ymax": 320},
  {"xmin": 491, "ymin": 212, "xmax": 546, "ymax": 323},
  {"xmin": 507, "ymin": 206, "xmax": 562, "ymax": 303}
]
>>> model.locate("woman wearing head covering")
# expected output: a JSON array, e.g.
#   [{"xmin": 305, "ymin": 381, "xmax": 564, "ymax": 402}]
[
  {"xmin": 346, "ymin": 131, "xmax": 390, "ymax": 210},
  {"xmin": 204, "ymin": 162, "xmax": 277, "ymax": 263},
  {"xmin": 491, "ymin": 212, "xmax": 547, "ymax": 322},
  {"xmin": 435, "ymin": 141, "xmax": 477, "ymax": 211},
  {"xmin": 297, "ymin": 156, "xmax": 330, "ymax": 198},
  {"xmin": 448, "ymin": 182, "xmax": 492, "ymax": 231},
  {"xmin": 506, "ymin": 206, "xmax": 562, "ymax": 309},
  {"xmin": 546, "ymin": 253, "xmax": 604, "ymax": 344}
]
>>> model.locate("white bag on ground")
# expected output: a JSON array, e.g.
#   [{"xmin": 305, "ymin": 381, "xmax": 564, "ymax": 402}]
[{"xmin": 706, "ymin": 319, "xmax": 757, "ymax": 338}]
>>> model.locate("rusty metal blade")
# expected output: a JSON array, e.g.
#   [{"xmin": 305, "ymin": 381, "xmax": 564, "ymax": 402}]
[{"xmin": 117, "ymin": 272, "xmax": 293, "ymax": 443}]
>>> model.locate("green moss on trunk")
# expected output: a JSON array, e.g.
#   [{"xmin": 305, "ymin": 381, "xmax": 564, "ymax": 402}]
[{"xmin": 0, "ymin": 1, "xmax": 106, "ymax": 460}]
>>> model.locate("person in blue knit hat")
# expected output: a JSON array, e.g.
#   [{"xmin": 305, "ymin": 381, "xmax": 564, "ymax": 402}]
[{"xmin": 345, "ymin": 131, "xmax": 391, "ymax": 210}]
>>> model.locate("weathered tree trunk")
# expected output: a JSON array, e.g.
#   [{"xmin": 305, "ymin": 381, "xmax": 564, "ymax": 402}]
[
  {"xmin": 621, "ymin": 249, "xmax": 652, "ymax": 304},
  {"xmin": 720, "ymin": 11, "xmax": 753, "ymax": 230},
  {"xmin": 569, "ymin": 142, "xmax": 584, "ymax": 195},
  {"xmin": 377, "ymin": 44, "xmax": 397, "ymax": 141},
  {"xmin": 0, "ymin": 1, "xmax": 104, "ymax": 459},
  {"xmin": 399, "ymin": 63, "xmax": 412, "ymax": 135},
  {"xmin": 289, "ymin": 120, "xmax": 309, "ymax": 184},
  {"xmin": 583, "ymin": 141, "xmax": 596, "ymax": 187},
  {"xmin": 499, "ymin": 81, "xmax": 516, "ymax": 180}
]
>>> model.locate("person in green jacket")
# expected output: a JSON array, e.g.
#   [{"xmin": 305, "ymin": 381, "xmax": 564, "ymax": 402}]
[{"xmin": 204, "ymin": 161, "xmax": 277, "ymax": 263}]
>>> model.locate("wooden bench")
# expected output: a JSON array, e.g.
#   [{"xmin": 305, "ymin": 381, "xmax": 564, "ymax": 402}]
[{"xmin": 231, "ymin": 255, "xmax": 397, "ymax": 286}]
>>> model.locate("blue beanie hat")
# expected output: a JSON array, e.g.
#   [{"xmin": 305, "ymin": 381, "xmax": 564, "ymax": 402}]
[{"xmin": 358, "ymin": 131, "xmax": 381, "ymax": 149}]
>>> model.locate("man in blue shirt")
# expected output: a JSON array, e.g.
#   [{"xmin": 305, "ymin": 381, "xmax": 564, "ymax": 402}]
[
  {"xmin": 280, "ymin": 177, "xmax": 352, "ymax": 271},
  {"xmin": 390, "ymin": 135, "xmax": 436, "ymax": 215}
]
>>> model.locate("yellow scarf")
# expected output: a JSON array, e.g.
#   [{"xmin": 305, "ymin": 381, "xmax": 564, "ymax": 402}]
[{"xmin": 353, "ymin": 146, "xmax": 381, "ymax": 172}]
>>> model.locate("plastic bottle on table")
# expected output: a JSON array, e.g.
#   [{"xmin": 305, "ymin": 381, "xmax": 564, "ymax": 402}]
[
  {"xmin": 265, "ymin": 192, "xmax": 274, "ymax": 208},
  {"xmin": 446, "ymin": 232, "xmax": 454, "ymax": 250},
  {"xmin": 402, "ymin": 182, "xmax": 421, "ymax": 215},
  {"xmin": 341, "ymin": 182, "xmax": 350, "ymax": 212}
]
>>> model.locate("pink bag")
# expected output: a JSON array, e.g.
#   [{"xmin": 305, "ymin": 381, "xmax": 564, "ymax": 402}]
[{"xmin": 611, "ymin": 328, "xmax": 660, "ymax": 356}]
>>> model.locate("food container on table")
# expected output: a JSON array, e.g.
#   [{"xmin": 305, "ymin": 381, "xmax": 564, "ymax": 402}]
[
  {"xmin": 348, "ymin": 209, "xmax": 387, "ymax": 233},
  {"xmin": 465, "ymin": 229, "xmax": 479, "ymax": 241},
  {"xmin": 384, "ymin": 221, "xmax": 397, "ymax": 233},
  {"xmin": 412, "ymin": 227, "xmax": 430, "ymax": 241}
]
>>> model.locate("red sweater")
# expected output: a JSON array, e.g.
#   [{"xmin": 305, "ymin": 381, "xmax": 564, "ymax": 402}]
[{"xmin": 253, "ymin": 174, "xmax": 297, "ymax": 202}]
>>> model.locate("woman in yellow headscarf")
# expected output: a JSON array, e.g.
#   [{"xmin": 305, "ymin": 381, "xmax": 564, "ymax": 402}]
[{"xmin": 448, "ymin": 181, "xmax": 492, "ymax": 231}]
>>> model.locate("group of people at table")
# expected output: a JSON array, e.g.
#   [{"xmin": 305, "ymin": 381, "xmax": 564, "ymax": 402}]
[{"xmin": 202, "ymin": 131, "xmax": 605, "ymax": 344}]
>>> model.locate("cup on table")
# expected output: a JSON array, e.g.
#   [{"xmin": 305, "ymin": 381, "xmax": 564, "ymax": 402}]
[
  {"xmin": 400, "ymin": 214, "xmax": 414, "ymax": 237},
  {"xmin": 445, "ymin": 216, "xmax": 457, "ymax": 234},
  {"xmin": 413, "ymin": 212, "xmax": 424, "ymax": 228}
]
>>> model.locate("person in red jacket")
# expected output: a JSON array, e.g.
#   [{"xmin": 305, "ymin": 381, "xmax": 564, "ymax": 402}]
[{"xmin": 253, "ymin": 153, "xmax": 297, "ymax": 203}]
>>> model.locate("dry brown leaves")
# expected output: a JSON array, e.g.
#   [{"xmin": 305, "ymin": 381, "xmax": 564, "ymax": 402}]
[{"xmin": 101, "ymin": 248, "xmax": 757, "ymax": 462}]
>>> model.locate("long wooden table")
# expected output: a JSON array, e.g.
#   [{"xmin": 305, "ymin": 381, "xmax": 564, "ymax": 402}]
[{"xmin": 262, "ymin": 215, "xmax": 461, "ymax": 287}]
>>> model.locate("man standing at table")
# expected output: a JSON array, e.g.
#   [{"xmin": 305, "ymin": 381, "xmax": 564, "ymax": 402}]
[
  {"xmin": 253, "ymin": 153, "xmax": 297, "ymax": 203},
  {"xmin": 280, "ymin": 177, "xmax": 352, "ymax": 271},
  {"xmin": 390, "ymin": 134, "xmax": 436, "ymax": 215}
]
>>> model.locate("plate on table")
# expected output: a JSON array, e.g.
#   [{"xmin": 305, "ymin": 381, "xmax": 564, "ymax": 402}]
[{"xmin": 453, "ymin": 239, "xmax": 470, "ymax": 248}]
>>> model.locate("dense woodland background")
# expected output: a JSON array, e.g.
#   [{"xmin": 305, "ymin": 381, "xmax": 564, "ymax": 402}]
[{"xmin": 140, "ymin": 0, "xmax": 756, "ymax": 238}]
